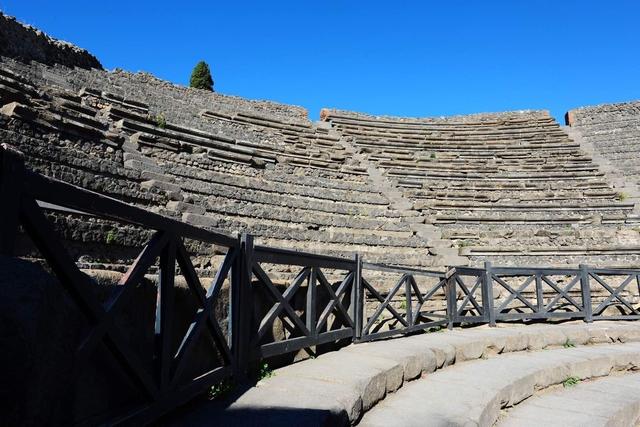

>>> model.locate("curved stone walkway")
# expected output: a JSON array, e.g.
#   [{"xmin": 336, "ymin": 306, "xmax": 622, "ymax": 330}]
[
  {"xmin": 163, "ymin": 322, "xmax": 640, "ymax": 426},
  {"xmin": 360, "ymin": 342, "xmax": 640, "ymax": 426}
]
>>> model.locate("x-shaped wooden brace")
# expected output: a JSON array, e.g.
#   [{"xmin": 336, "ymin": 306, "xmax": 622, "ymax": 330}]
[
  {"xmin": 170, "ymin": 241, "xmax": 235, "ymax": 388},
  {"xmin": 252, "ymin": 263, "xmax": 310, "ymax": 344},
  {"xmin": 543, "ymin": 275, "xmax": 582, "ymax": 312},
  {"xmin": 363, "ymin": 275, "xmax": 409, "ymax": 334},
  {"xmin": 19, "ymin": 196, "xmax": 160, "ymax": 399},
  {"xmin": 591, "ymin": 273, "xmax": 639, "ymax": 316},
  {"xmin": 495, "ymin": 275, "xmax": 537, "ymax": 313},
  {"xmin": 413, "ymin": 276, "xmax": 448, "ymax": 323},
  {"xmin": 315, "ymin": 269, "xmax": 354, "ymax": 331},
  {"xmin": 456, "ymin": 274, "xmax": 484, "ymax": 316}
]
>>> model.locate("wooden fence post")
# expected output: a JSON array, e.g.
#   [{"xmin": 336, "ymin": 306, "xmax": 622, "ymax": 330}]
[
  {"xmin": 405, "ymin": 274, "xmax": 413, "ymax": 327},
  {"xmin": 353, "ymin": 253, "xmax": 363, "ymax": 341},
  {"xmin": 306, "ymin": 266, "xmax": 317, "ymax": 340},
  {"xmin": 0, "ymin": 144, "xmax": 24, "ymax": 256},
  {"xmin": 484, "ymin": 261, "xmax": 496, "ymax": 327},
  {"xmin": 231, "ymin": 233, "xmax": 254, "ymax": 381},
  {"xmin": 445, "ymin": 267, "xmax": 456, "ymax": 330},
  {"xmin": 579, "ymin": 264, "xmax": 593, "ymax": 323}
]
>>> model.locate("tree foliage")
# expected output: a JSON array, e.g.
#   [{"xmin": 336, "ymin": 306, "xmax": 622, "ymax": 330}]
[{"xmin": 189, "ymin": 61, "xmax": 214, "ymax": 91}]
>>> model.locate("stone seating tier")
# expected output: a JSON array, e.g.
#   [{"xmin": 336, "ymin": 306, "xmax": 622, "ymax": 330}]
[
  {"xmin": 76, "ymin": 89, "xmax": 349, "ymax": 170},
  {"xmin": 321, "ymin": 107, "xmax": 554, "ymax": 125},
  {"xmin": 404, "ymin": 188, "xmax": 620, "ymax": 203},
  {"xmin": 498, "ymin": 373, "xmax": 640, "ymax": 427},
  {"xmin": 166, "ymin": 322, "xmax": 640, "ymax": 427},
  {"xmin": 0, "ymin": 76, "xmax": 460, "ymax": 271},
  {"xmin": 567, "ymin": 100, "xmax": 640, "ymax": 189}
]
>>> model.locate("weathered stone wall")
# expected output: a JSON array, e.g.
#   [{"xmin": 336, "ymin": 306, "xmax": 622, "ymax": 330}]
[
  {"xmin": 566, "ymin": 100, "xmax": 640, "ymax": 188},
  {"xmin": 0, "ymin": 12, "xmax": 101, "ymax": 69}
]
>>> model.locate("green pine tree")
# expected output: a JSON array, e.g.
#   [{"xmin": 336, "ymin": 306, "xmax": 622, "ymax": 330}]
[{"xmin": 189, "ymin": 61, "xmax": 214, "ymax": 91}]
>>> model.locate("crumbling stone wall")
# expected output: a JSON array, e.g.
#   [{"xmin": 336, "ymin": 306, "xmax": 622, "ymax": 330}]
[
  {"xmin": 1, "ymin": 57, "xmax": 309, "ymax": 127},
  {"xmin": 0, "ymin": 12, "xmax": 101, "ymax": 70}
]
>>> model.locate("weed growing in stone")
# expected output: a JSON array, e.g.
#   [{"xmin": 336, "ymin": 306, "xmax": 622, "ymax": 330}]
[
  {"xmin": 155, "ymin": 113, "xmax": 167, "ymax": 129},
  {"xmin": 563, "ymin": 338, "xmax": 575, "ymax": 348},
  {"xmin": 259, "ymin": 363, "xmax": 275, "ymax": 380},
  {"xmin": 105, "ymin": 230, "xmax": 117, "ymax": 245},
  {"xmin": 208, "ymin": 379, "xmax": 234, "ymax": 400},
  {"xmin": 562, "ymin": 376, "xmax": 580, "ymax": 388}
]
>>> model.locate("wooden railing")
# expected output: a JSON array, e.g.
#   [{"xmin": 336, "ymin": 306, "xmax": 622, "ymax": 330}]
[{"xmin": 1, "ymin": 143, "xmax": 639, "ymax": 425}]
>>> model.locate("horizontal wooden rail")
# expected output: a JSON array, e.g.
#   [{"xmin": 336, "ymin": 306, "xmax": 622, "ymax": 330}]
[{"xmin": 21, "ymin": 162, "xmax": 237, "ymax": 247}]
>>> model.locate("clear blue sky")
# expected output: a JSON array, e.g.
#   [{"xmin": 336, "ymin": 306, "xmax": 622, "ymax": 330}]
[{"xmin": 3, "ymin": 1, "xmax": 639, "ymax": 121}]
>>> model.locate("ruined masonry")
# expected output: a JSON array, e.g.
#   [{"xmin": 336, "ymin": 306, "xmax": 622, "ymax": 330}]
[
  {"xmin": 2, "ymin": 11, "xmax": 640, "ymax": 427},
  {"xmin": 1, "ymin": 12, "xmax": 640, "ymax": 279}
]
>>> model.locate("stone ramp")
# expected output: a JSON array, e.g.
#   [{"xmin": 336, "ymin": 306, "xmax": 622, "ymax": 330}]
[
  {"xmin": 161, "ymin": 322, "xmax": 640, "ymax": 426},
  {"xmin": 498, "ymin": 373, "xmax": 640, "ymax": 427}
]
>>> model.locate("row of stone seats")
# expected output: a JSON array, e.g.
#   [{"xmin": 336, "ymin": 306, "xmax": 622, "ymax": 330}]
[
  {"xmin": 567, "ymin": 101, "xmax": 640, "ymax": 185},
  {"xmin": 498, "ymin": 373, "xmax": 640, "ymax": 426},
  {"xmin": 323, "ymin": 108, "xmax": 640, "ymax": 266},
  {"xmin": 0, "ymin": 63, "xmax": 460, "ymax": 273},
  {"xmin": 199, "ymin": 109, "xmax": 349, "ymax": 165},
  {"xmin": 0, "ymin": 66, "xmax": 41, "ymax": 104},
  {"xmin": 148, "ymin": 158, "xmax": 446, "ymax": 268},
  {"xmin": 362, "ymin": 339, "xmax": 640, "ymax": 426},
  {"xmin": 81, "ymin": 86, "xmax": 359, "ymax": 173},
  {"xmin": 163, "ymin": 322, "xmax": 640, "ymax": 426},
  {"xmin": 0, "ymin": 58, "xmax": 357, "ymax": 174}
]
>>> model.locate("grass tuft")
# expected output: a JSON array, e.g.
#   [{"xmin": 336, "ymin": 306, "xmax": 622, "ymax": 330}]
[{"xmin": 562, "ymin": 376, "xmax": 580, "ymax": 388}]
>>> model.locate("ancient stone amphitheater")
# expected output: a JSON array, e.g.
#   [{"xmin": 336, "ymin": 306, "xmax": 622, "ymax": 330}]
[{"xmin": 2, "ymin": 12, "xmax": 640, "ymax": 427}]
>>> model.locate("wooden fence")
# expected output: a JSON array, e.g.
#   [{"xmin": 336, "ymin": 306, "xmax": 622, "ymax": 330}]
[{"xmin": 1, "ymin": 143, "xmax": 639, "ymax": 425}]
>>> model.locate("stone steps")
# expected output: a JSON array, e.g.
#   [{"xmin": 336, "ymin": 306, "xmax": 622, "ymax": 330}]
[
  {"xmin": 361, "ymin": 341, "xmax": 640, "ymax": 426},
  {"xmin": 183, "ymin": 213, "xmax": 432, "ymax": 248},
  {"xmin": 405, "ymin": 188, "xmax": 619, "ymax": 203},
  {"xmin": 354, "ymin": 140, "xmax": 580, "ymax": 153},
  {"xmin": 497, "ymin": 373, "xmax": 640, "ymax": 427},
  {"xmin": 422, "ymin": 200, "xmax": 633, "ymax": 212},
  {"xmin": 162, "ymin": 162, "xmax": 390, "ymax": 206},
  {"xmin": 386, "ymin": 169, "xmax": 605, "ymax": 181},
  {"xmin": 162, "ymin": 322, "xmax": 640, "ymax": 427},
  {"xmin": 433, "ymin": 214, "xmax": 627, "ymax": 225}
]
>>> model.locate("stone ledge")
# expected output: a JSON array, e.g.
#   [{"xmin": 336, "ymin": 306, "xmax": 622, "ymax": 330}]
[{"xmin": 498, "ymin": 373, "xmax": 640, "ymax": 427}]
